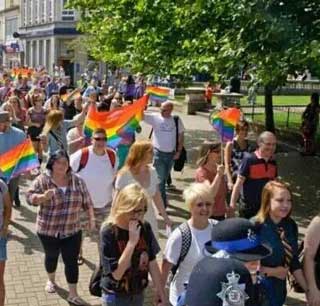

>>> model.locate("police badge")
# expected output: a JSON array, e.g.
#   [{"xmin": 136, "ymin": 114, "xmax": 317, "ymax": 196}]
[{"xmin": 217, "ymin": 271, "xmax": 249, "ymax": 306}]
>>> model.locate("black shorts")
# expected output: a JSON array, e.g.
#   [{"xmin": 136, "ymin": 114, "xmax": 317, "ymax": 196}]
[{"xmin": 27, "ymin": 126, "xmax": 43, "ymax": 141}]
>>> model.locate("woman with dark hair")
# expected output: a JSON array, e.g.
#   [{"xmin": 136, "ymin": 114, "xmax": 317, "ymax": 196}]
[
  {"xmin": 301, "ymin": 92, "xmax": 320, "ymax": 155},
  {"xmin": 26, "ymin": 150, "xmax": 95, "ymax": 305},
  {"xmin": 253, "ymin": 180, "xmax": 307, "ymax": 305},
  {"xmin": 224, "ymin": 120, "xmax": 253, "ymax": 191},
  {"xmin": 195, "ymin": 142, "xmax": 227, "ymax": 220},
  {"xmin": 124, "ymin": 75, "xmax": 136, "ymax": 102},
  {"xmin": 26, "ymin": 94, "xmax": 47, "ymax": 164}
]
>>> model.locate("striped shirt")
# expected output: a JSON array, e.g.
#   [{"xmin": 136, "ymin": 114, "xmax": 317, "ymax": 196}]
[{"xmin": 26, "ymin": 172, "xmax": 93, "ymax": 237}]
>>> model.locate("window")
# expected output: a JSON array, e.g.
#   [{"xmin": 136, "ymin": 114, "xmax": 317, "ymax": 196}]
[
  {"xmin": 22, "ymin": 0, "xmax": 27, "ymax": 26},
  {"xmin": 5, "ymin": 17, "xmax": 18, "ymax": 40},
  {"xmin": 40, "ymin": 0, "xmax": 45, "ymax": 23},
  {"xmin": 47, "ymin": 0, "xmax": 53, "ymax": 22},
  {"xmin": 61, "ymin": 0, "xmax": 75, "ymax": 21},
  {"xmin": 34, "ymin": 0, "xmax": 39, "ymax": 24},
  {"xmin": 27, "ymin": 0, "xmax": 32, "ymax": 25}
]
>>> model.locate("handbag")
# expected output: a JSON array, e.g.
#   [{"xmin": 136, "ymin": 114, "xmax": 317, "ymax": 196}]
[
  {"xmin": 173, "ymin": 116, "xmax": 187, "ymax": 172},
  {"xmin": 89, "ymin": 264, "xmax": 102, "ymax": 297}
]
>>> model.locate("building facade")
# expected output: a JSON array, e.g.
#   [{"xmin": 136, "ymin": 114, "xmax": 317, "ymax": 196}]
[
  {"xmin": 0, "ymin": 0, "xmax": 21, "ymax": 68},
  {"xmin": 19, "ymin": 0, "xmax": 88, "ymax": 82}
]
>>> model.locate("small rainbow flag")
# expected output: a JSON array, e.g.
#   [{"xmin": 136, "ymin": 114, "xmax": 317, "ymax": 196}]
[
  {"xmin": 84, "ymin": 95, "xmax": 148, "ymax": 148},
  {"xmin": 0, "ymin": 138, "xmax": 39, "ymax": 181},
  {"xmin": 146, "ymin": 86, "xmax": 169, "ymax": 103},
  {"xmin": 60, "ymin": 89, "xmax": 81, "ymax": 103},
  {"xmin": 210, "ymin": 108, "xmax": 241, "ymax": 142}
]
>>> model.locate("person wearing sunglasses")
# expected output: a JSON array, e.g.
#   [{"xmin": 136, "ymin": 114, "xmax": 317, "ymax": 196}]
[
  {"xmin": 162, "ymin": 182, "xmax": 217, "ymax": 306},
  {"xmin": 100, "ymin": 183, "xmax": 167, "ymax": 306},
  {"xmin": 195, "ymin": 141, "xmax": 227, "ymax": 220},
  {"xmin": 70, "ymin": 128, "xmax": 118, "ymax": 263}
]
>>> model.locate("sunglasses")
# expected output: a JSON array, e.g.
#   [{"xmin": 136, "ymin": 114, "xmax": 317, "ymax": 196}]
[
  {"xmin": 131, "ymin": 206, "xmax": 148, "ymax": 215},
  {"xmin": 93, "ymin": 137, "xmax": 106, "ymax": 141},
  {"xmin": 196, "ymin": 202, "xmax": 212, "ymax": 208}
]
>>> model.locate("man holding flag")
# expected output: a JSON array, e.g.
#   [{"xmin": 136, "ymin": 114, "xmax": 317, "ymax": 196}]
[
  {"xmin": 144, "ymin": 101, "xmax": 185, "ymax": 207},
  {"xmin": 0, "ymin": 111, "xmax": 26, "ymax": 207}
]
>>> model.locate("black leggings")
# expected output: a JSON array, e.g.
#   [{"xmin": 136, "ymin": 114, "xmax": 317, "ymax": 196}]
[{"xmin": 38, "ymin": 231, "xmax": 82, "ymax": 284}]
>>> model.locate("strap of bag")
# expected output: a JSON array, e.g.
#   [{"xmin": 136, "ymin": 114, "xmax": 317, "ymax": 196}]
[
  {"xmin": 49, "ymin": 130, "xmax": 65, "ymax": 150},
  {"xmin": 148, "ymin": 128, "xmax": 153, "ymax": 139},
  {"xmin": 77, "ymin": 147, "xmax": 89, "ymax": 172},
  {"xmin": 106, "ymin": 148, "xmax": 116, "ymax": 169},
  {"xmin": 172, "ymin": 222, "xmax": 192, "ymax": 276},
  {"xmin": 77, "ymin": 147, "xmax": 116, "ymax": 173},
  {"xmin": 173, "ymin": 115, "xmax": 179, "ymax": 151}
]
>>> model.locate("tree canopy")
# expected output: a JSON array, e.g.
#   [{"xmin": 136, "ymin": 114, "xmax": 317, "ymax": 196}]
[{"xmin": 69, "ymin": 0, "xmax": 320, "ymax": 130}]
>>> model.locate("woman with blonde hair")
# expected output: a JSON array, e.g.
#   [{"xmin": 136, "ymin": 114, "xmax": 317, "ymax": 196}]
[
  {"xmin": 100, "ymin": 183, "xmax": 167, "ymax": 306},
  {"xmin": 253, "ymin": 180, "xmax": 307, "ymax": 306},
  {"xmin": 41, "ymin": 103, "xmax": 88, "ymax": 156},
  {"xmin": 195, "ymin": 141, "xmax": 227, "ymax": 220},
  {"xmin": 115, "ymin": 140, "xmax": 171, "ymax": 237},
  {"xmin": 162, "ymin": 181, "xmax": 217, "ymax": 306}
]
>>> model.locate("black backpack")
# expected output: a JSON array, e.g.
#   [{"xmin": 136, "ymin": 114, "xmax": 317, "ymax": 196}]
[{"xmin": 167, "ymin": 222, "xmax": 192, "ymax": 285}]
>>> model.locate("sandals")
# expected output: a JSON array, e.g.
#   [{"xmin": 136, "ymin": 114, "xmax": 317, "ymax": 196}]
[
  {"xmin": 67, "ymin": 296, "xmax": 88, "ymax": 306},
  {"xmin": 77, "ymin": 255, "xmax": 84, "ymax": 266},
  {"xmin": 45, "ymin": 280, "xmax": 56, "ymax": 293}
]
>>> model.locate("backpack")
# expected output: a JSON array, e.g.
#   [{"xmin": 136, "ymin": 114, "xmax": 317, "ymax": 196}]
[
  {"xmin": 167, "ymin": 222, "xmax": 192, "ymax": 285},
  {"xmin": 77, "ymin": 147, "xmax": 116, "ymax": 173}
]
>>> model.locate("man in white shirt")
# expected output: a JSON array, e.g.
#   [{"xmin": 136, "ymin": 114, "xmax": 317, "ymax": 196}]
[
  {"xmin": 70, "ymin": 128, "xmax": 118, "ymax": 243},
  {"xmin": 143, "ymin": 101, "xmax": 184, "ymax": 207}
]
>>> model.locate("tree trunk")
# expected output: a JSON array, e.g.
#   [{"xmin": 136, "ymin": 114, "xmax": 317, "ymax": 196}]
[{"xmin": 264, "ymin": 85, "xmax": 275, "ymax": 132}]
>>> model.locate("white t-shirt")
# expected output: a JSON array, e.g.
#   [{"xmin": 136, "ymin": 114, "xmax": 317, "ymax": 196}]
[
  {"xmin": 144, "ymin": 113, "xmax": 185, "ymax": 152},
  {"xmin": 70, "ymin": 146, "xmax": 118, "ymax": 208},
  {"xmin": 164, "ymin": 219, "xmax": 217, "ymax": 306},
  {"xmin": 115, "ymin": 167, "xmax": 160, "ymax": 237}
]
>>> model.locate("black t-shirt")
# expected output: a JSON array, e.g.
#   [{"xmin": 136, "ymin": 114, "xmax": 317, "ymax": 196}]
[{"xmin": 100, "ymin": 222, "xmax": 160, "ymax": 296}]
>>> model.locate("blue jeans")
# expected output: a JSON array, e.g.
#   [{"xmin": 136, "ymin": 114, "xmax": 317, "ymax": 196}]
[
  {"xmin": 153, "ymin": 149, "xmax": 175, "ymax": 207},
  {"xmin": 101, "ymin": 292, "xmax": 144, "ymax": 306}
]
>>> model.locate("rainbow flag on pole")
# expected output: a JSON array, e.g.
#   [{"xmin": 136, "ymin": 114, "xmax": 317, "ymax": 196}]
[
  {"xmin": 84, "ymin": 95, "xmax": 148, "ymax": 148},
  {"xmin": 0, "ymin": 138, "xmax": 39, "ymax": 181},
  {"xmin": 210, "ymin": 108, "xmax": 241, "ymax": 142},
  {"xmin": 146, "ymin": 86, "xmax": 170, "ymax": 103},
  {"xmin": 60, "ymin": 89, "xmax": 81, "ymax": 103}
]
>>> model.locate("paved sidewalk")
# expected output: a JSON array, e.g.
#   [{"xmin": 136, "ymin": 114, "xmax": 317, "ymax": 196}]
[{"xmin": 5, "ymin": 108, "xmax": 316, "ymax": 305}]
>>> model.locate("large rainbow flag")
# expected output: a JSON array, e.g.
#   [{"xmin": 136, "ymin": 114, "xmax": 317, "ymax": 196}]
[
  {"xmin": 146, "ymin": 86, "xmax": 169, "ymax": 103},
  {"xmin": 210, "ymin": 108, "xmax": 241, "ymax": 142},
  {"xmin": 84, "ymin": 95, "xmax": 148, "ymax": 148},
  {"xmin": 0, "ymin": 138, "xmax": 39, "ymax": 181}
]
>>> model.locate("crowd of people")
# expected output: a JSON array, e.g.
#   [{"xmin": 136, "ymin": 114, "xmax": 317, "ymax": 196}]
[{"xmin": 0, "ymin": 66, "xmax": 319, "ymax": 306}]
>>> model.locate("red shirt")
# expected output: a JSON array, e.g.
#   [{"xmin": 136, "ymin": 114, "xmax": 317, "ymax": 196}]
[{"xmin": 195, "ymin": 166, "xmax": 227, "ymax": 217}]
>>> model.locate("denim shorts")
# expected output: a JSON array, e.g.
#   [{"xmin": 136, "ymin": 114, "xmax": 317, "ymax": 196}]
[{"xmin": 0, "ymin": 237, "xmax": 8, "ymax": 261}]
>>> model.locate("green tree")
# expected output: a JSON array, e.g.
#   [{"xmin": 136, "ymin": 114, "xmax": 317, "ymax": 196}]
[{"xmin": 69, "ymin": 0, "xmax": 320, "ymax": 131}]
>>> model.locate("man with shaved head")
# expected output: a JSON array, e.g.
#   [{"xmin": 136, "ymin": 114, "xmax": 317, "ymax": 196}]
[
  {"xmin": 144, "ymin": 101, "xmax": 185, "ymax": 207},
  {"xmin": 230, "ymin": 131, "xmax": 277, "ymax": 219}
]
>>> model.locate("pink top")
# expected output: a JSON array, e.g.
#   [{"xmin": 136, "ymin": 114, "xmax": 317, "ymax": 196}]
[{"xmin": 195, "ymin": 166, "xmax": 227, "ymax": 217}]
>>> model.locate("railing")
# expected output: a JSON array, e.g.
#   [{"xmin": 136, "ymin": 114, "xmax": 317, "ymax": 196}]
[{"xmin": 242, "ymin": 104, "xmax": 307, "ymax": 129}]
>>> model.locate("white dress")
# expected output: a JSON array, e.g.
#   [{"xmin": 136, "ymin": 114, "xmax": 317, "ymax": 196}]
[{"xmin": 115, "ymin": 167, "xmax": 160, "ymax": 237}]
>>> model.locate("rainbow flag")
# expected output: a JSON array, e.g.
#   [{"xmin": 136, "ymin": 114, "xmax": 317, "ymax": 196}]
[
  {"xmin": 0, "ymin": 138, "xmax": 39, "ymax": 181},
  {"xmin": 146, "ymin": 86, "xmax": 169, "ymax": 103},
  {"xmin": 84, "ymin": 95, "xmax": 148, "ymax": 148},
  {"xmin": 210, "ymin": 108, "xmax": 241, "ymax": 142},
  {"xmin": 60, "ymin": 89, "xmax": 81, "ymax": 103}
]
